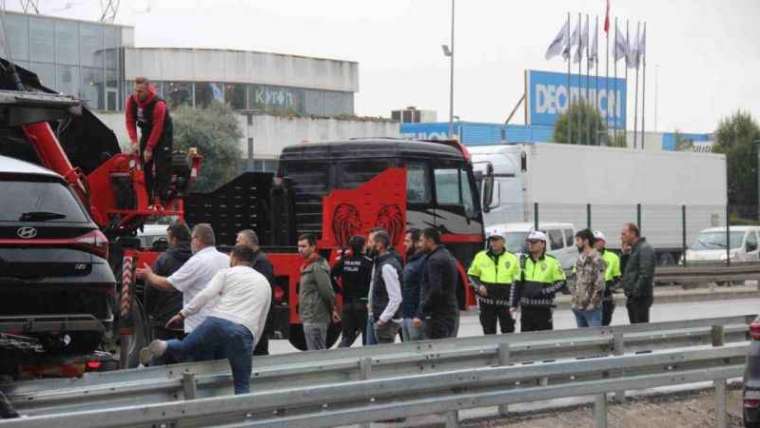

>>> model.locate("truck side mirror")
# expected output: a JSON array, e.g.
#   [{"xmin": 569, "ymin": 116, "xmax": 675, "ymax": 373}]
[
  {"xmin": 521, "ymin": 151, "xmax": 527, "ymax": 173},
  {"xmin": 482, "ymin": 165, "xmax": 494, "ymax": 213}
]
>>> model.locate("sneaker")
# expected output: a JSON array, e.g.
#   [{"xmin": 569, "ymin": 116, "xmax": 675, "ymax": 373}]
[{"xmin": 139, "ymin": 340, "xmax": 167, "ymax": 366}]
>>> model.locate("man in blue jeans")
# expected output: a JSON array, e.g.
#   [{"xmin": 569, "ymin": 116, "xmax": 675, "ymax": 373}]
[
  {"xmin": 139, "ymin": 245, "xmax": 272, "ymax": 394},
  {"xmin": 571, "ymin": 229, "xmax": 606, "ymax": 327}
]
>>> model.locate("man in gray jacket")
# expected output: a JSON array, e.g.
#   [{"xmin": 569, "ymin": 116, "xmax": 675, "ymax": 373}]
[
  {"xmin": 297, "ymin": 233, "xmax": 336, "ymax": 350},
  {"xmin": 620, "ymin": 223, "xmax": 656, "ymax": 324}
]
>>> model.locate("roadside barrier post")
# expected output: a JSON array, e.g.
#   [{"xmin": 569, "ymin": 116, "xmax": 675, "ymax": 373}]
[
  {"xmin": 613, "ymin": 332, "xmax": 625, "ymax": 403},
  {"xmin": 594, "ymin": 393, "xmax": 608, "ymax": 428},
  {"xmin": 497, "ymin": 343, "xmax": 511, "ymax": 416}
]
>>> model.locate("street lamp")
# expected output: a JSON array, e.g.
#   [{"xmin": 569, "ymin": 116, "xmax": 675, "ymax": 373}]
[{"xmin": 442, "ymin": 0, "xmax": 455, "ymax": 140}]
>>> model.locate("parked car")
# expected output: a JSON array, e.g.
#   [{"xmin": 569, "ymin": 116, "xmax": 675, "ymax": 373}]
[
  {"xmin": 743, "ymin": 318, "xmax": 760, "ymax": 427},
  {"xmin": 486, "ymin": 222, "xmax": 577, "ymax": 272},
  {"xmin": 685, "ymin": 226, "xmax": 760, "ymax": 264},
  {"xmin": 0, "ymin": 155, "xmax": 115, "ymax": 353},
  {"xmin": 137, "ymin": 223, "xmax": 170, "ymax": 251}
]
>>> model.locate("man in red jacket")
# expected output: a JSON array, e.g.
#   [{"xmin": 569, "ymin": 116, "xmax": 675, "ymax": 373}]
[{"xmin": 125, "ymin": 77, "xmax": 173, "ymax": 206}]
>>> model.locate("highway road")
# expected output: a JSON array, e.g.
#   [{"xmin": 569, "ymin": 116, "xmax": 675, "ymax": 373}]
[{"xmin": 268, "ymin": 297, "xmax": 760, "ymax": 355}]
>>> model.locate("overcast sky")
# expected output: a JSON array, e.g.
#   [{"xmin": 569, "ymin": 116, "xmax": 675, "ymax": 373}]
[{"xmin": 16, "ymin": 0, "xmax": 760, "ymax": 133}]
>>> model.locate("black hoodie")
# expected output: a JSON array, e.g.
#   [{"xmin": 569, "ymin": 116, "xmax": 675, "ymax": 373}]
[{"xmin": 145, "ymin": 244, "xmax": 192, "ymax": 324}]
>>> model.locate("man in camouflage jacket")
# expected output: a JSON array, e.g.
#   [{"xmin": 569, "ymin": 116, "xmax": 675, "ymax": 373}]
[{"xmin": 571, "ymin": 229, "xmax": 606, "ymax": 327}]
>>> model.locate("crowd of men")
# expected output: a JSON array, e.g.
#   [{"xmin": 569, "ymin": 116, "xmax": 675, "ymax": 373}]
[{"xmin": 133, "ymin": 220, "xmax": 655, "ymax": 395}]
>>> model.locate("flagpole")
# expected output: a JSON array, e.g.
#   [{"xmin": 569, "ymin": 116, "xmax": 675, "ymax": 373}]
[
  {"xmin": 633, "ymin": 21, "xmax": 640, "ymax": 150},
  {"xmin": 613, "ymin": 17, "xmax": 618, "ymax": 144},
  {"xmin": 605, "ymin": 15, "xmax": 609, "ymax": 144},
  {"xmin": 625, "ymin": 19, "xmax": 629, "ymax": 148},
  {"xmin": 641, "ymin": 22, "xmax": 647, "ymax": 150},
  {"xmin": 566, "ymin": 11, "xmax": 572, "ymax": 144},
  {"xmin": 585, "ymin": 14, "xmax": 594, "ymax": 145},
  {"xmin": 576, "ymin": 12, "xmax": 582, "ymax": 145},
  {"xmin": 595, "ymin": 15, "xmax": 600, "ymax": 145}
]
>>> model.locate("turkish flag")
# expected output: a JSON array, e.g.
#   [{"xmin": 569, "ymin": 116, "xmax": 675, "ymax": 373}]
[{"xmin": 604, "ymin": 0, "xmax": 610, "ymax": 33}]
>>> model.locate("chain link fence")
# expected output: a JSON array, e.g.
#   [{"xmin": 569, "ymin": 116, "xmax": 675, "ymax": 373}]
[{"xmin": 487, "ymin": 202, "xmax": 759, "ymax": 266}]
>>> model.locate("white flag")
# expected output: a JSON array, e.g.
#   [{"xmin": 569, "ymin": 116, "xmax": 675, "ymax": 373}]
[
  {"xmin": 545, "ymin": 20, "xmax": 569, "ymax": 60},
  {"xmin": 574, "ymin": 16, "xmax": 589, "ymax": 63},
  {"xmin": 613, "ymin": 21, "xmax": 627, "ymax": 62},
  {"xmin": 627, "ymin": 24, "xmax": 641, "ymax": 68},
  {"xmin": 562, "ymin": 19, "xmax": 579, "ymax": 60},
  {"xmin": 588, "ymin": 20, "xmax": 599, "ymax": 66}
]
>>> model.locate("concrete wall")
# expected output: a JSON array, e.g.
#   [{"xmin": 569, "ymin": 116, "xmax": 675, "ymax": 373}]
[
  {"xmin": 96, "ymin": 111, "xmax": 400, "ymax": 161},
  {"xmin": 124, "ymin": 48, "xmax": 358, "ymax": 93},
  {"xmin": 239, "ymin": 114, "xmax": 400, "ymax": 159}
]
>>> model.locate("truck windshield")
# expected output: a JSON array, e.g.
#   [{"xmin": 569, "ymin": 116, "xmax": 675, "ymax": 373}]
[{"xmin": 691, "ymin": 231, "xmax": 744, "ymax": 250}]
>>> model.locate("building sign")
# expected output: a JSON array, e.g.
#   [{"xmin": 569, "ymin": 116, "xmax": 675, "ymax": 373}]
[
  {"xmin": 526, "ymin": 70, "xmax": 627, "ymax": 129},
  {"xmin": 400, "ymin": 122, "xmax": 455, "ymax": 141},
  {"xmin": 251, "ymin": 85, "xmax": 303, "ymax": 113}
]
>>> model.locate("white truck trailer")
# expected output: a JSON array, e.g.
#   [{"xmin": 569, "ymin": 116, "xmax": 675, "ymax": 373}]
[{"xmin": 470, "ymin": 143, "xmax": 727, "ymax": 265}]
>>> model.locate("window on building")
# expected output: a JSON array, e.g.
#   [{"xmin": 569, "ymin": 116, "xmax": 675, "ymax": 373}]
[
  {"xmin": 195, "ymin": 82, "xmax": 224, "ymax": 107},
  {"xmin": 5, "ymin": 14, "xmax": 29, "ymax": 62},
  {"xmin": 56, "ymin": 64, "xmax": 79, "ymax": 98},
  {"xmin": 165, "ymin": 81, "xmax": 192, "ymax": 107},
  {"xmin": 103, "ymin": 28, "xmax": 120, "ymax": 70},
  {"xmin": 29, "ymin": 17, "xmax": 55, "ymax": 63},
  {"xmin": 224, "ymin": 83, "xmax": 246, "ymax": 110},
  {"xmin": 80, "ymin": 67, "xmax": 103, "ymax": 110},
  {"xmin": 54, "ymin": 20, "xmax": 79, "ymax": 66},
  {"xmin": 79, "ymin": 23, "xmax": 104, "ymax": 68},
  {"xmin": 29, "ymin": 62, "xmax": 55, "ymax": 88}
]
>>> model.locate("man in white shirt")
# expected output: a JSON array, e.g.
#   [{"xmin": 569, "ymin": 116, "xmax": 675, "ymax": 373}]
[
  {"xmin": 368, "ymin": 230, "xmax": 403, "ymax": 344},
  {"xmin": 137, "ymin": 223, "xmax": 229, "ymax": 334},
  {"xmin": 139, "ymin": 244, "xmax": 272, "ymax": 395}
]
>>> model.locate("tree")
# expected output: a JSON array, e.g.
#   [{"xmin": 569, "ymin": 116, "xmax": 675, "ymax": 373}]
[
  {"xmin": 173, "ymin": 102, "xmax": 242, "ymax": 192},
  {"xmin": 553, "ymin": 101, "xmax": 624, "ymax": 147},
  {"xmin": 713, "ymin": 111, "xmax": 760, "ymax": 211}
]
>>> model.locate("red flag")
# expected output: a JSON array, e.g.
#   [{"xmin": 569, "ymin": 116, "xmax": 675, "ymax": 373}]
[{"xmin": 604, "ymin": 0, "xmax": 610, "ymax": 33}]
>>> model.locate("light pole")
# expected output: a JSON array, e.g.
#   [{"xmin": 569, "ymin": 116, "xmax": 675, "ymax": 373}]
[{"xmin": 441, "ymin": 0, "xmax": 455, "ymax": 139}]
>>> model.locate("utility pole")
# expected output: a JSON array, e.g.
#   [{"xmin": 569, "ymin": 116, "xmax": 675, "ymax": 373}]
[{"xmin": 445, "ymin": 0, "xmax": 455, "ymax": 139}]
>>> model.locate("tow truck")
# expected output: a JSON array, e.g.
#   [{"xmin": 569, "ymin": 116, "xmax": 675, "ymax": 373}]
[{"xmin": 0, "ymin": 56, "xmax": 489, "ymax": 360}]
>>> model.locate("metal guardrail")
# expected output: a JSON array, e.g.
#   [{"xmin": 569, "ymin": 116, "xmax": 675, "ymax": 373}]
[
  {"xmin": 656, "ymin": 264, "xmax": 760, "ymax": 283},
  {"xmin": 1, "ymin": 314, "xmax": 754, "ymax": 418},
  {"xmin": 0, "ymin": 344, "xmax": 747, "ymax": 428}
]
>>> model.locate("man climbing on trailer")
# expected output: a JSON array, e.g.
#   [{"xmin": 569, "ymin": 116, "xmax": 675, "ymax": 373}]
[{"xmin": 125, "ymin": 76, "xmax": 173, "ymax": 206}]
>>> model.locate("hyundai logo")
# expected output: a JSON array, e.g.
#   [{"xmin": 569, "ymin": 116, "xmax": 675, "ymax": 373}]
[{"xmin": 16, "ymin": 226, "xmax": 38, "ymax": 239}]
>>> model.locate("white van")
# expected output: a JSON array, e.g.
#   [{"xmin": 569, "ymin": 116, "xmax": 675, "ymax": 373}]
[
  {"xmin": 486, "ymin": 222, "xmax": 577, "ymax": 272},
  {"xmin": 684, "ymin": 226, "xmax": 760, "ymax": 263}
]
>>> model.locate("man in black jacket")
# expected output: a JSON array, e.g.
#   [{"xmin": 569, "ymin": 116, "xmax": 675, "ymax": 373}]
[
  {"xmin": 144, "ymin": 221, "xmax": 192, "ymax": 362},
  {"xmin": 414, "ymin": 228, "xmax": 459, "ymax": 339},
  {"xmin": 620, "ymin": 223, "xmax": 656, "ymax": 324},
  {"xmin": 236, "ymin": 229, "xmax": 275, "ymax": 355},
  {"xmin": 331, "ymin": 235, "xmax": 373, "ymax": 346}
]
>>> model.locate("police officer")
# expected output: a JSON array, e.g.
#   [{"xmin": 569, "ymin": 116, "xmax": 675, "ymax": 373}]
[
  {"xmin": 331, "ymin": 235, "xmax": 373, "ymax": 347},
  {"xmin": 468, "ymin": 230, "xmax": 519, "ymax": 335},
  {"xmin": 594, "ymin": 231, "xmax": 622, "ymax": 326},
  {"xmin": 511, "ymin": 231, "xmax": 566, "ymax": 332}
]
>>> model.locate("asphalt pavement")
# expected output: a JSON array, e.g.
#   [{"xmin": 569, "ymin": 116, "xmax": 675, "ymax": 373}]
[{"xmin": 268, "ymin": 297, "xmax": 760, "ymax": 355}]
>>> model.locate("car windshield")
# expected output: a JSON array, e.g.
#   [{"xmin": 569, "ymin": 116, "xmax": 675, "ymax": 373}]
[
  {"xmin": 0, "ymin": 179, "xmax": 88, "ymax": 223},
  {"xmin": 505, "ymin": 231, "xmax": 529, "ymax": 253},
  {"xmin": 691, "ymin": 231, "xmax": 744, "ymax": 250}
]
